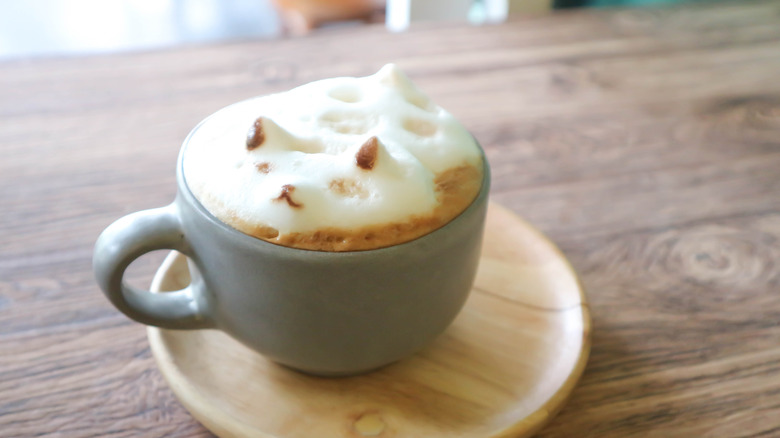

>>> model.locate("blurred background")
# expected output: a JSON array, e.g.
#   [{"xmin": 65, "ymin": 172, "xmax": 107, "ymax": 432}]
[{"xmin": 0, "ymin": 0, "xmax": 709, "ymax": 60}]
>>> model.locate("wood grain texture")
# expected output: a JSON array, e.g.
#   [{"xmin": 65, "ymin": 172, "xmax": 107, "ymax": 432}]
[
  {"xmin": 1, "ymin": 0, "xmax": 780, "ymax": 436},
  {"xmin": 146, "ymin": 203, "xmax": 588, "ymax": 438}
]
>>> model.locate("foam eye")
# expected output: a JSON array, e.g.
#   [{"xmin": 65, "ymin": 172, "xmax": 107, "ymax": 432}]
[
  {"xmin": 255, "ymin": 162, "xmax": 272, "ymax": 174},
  {"xmin": 328, "ymin": 86, "xmax": 362, "ymax": 103},
  {"xmin": 329, "ymin": 178, "xmax": 368, "ymax": 198},
  {"xmin": 319, "ymin": 111, "xmax": 373, "ymax": 135},
  {"xmin": 402, "ymin": 118, "xmax": 437, "ymax": 137}
]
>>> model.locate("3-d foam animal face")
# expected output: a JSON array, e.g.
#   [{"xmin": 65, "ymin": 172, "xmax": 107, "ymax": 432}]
[{"xmin": 184, "ymin": 64, "xmax": 483, "ymax": 249}]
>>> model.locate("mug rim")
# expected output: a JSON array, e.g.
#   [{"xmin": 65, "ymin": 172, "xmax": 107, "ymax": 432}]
[{"xmin": 176, "ymin": 99, "xmax": 491, "ymax": 255}]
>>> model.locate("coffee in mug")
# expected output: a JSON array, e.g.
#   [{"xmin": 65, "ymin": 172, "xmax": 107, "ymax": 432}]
[
  {"xmin": 183, "ymin": 64, "xmax": 483, "ymax": 251},
  {"xmin": 94, "ymin": 65, "xmax": 490, "ymax": 375}
]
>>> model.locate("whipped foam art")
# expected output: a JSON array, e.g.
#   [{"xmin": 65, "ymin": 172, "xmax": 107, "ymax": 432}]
[{"xmin": 183, "ymin": 64, "xmax": 483, "ymax": 248}]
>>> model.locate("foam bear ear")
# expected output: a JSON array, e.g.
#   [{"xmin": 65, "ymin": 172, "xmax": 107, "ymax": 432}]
[
  {"xmin": 374, "ymin": 64, "xmax": 435, "ymax": 112},
  {"xmin": 356, "ymin": 136, "xmax": 380, "ymax": 170},
  {"xmin": 375, "ymin": 63, "xmax": 414, "ymax": 89},
  {"xmin": 352, "ymin": 136, "xmax": 406, "ymax": 177},
  {"xmin": 246, "ymin": 117, "xmax": 298, "ymax": 151}
]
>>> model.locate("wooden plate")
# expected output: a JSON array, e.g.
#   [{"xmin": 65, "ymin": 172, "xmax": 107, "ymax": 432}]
[{"xmin": 148, "ymin": 202, "xmax": 590, "ymax": 438}]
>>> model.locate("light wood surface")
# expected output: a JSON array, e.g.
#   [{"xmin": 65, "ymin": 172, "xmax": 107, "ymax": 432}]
[
  {"xmin": 147, "ymin": 203, "xmax": 590, "ymax": 438},
  {"xmin": 2, "ymin": 0, "xmax": 780, "ymax": 436}
]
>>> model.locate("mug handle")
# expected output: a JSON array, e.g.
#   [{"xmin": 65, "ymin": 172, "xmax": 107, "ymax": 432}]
[{"xmin": 93, "ymin": 203, "xmax": 214, "ymax": 329}]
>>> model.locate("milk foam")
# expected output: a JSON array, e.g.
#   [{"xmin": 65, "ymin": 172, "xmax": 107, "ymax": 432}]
[{"xmin": 183, "ymin": 64, "xmax": 483, "ymax": 248}]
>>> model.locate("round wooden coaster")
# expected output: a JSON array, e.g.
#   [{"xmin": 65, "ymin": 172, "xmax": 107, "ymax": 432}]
[{"xmin": 148, "ymin": 202, "xmax": 590, "ymax": 438}]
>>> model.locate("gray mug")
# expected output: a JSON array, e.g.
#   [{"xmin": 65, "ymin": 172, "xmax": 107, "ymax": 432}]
[{"xmin": 94, "ymin": 121, "xmax": 490, "ymax": 376}]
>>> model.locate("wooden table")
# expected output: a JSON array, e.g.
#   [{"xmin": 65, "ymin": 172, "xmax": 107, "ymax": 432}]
[{"xmin": 2, "ymin": 0, "xmax": 779, "ymax": 436}]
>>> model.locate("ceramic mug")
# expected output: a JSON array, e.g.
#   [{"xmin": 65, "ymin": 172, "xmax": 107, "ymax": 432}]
[{"xmin": 93, "ymin": 121, "xmax": 490, "ymax": 376}]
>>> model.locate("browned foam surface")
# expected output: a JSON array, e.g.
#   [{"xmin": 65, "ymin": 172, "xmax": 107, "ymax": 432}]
[{"xmin": 203, "ymin": 161, "xmax": 484, "ymax": 252}]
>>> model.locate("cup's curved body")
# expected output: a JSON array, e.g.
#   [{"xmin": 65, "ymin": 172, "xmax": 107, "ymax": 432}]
[{"xmin": 94, "ymin": 122, "xmax": 490, "ymax": 376}]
